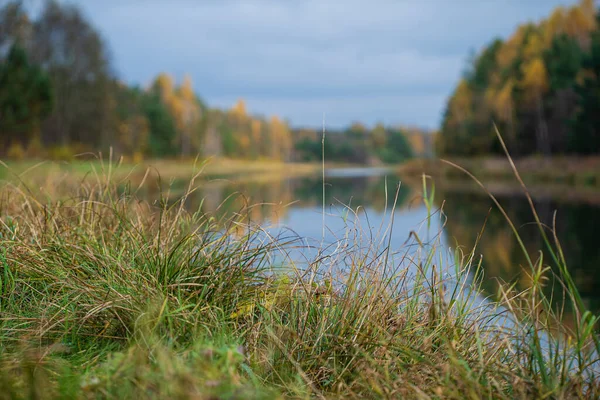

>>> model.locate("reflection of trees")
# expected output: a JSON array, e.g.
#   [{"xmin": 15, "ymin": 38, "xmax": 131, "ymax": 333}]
[
  {"xmin": 292, "ymin": 175, "xmax": 413, "ymax": 212},
  {"xmin": 441, "ymin": 191, "xmax": 600, "ymax": 317},
  {"xmin": 197, "ymin": 179, "xmax": 294, "ymax": 228},
  {"xmin": 128, "ymin": 173, "xmax": 416, "ymax": 236}
]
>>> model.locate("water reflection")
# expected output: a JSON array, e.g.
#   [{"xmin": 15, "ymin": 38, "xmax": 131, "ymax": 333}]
[
  {"xmin": 441, "ymin": 190, "xmax": 600, "ymax": 322},
  {"xmin": 141, "ymin": 169, "xmax": 416, "ymax": 223},
  {"xmin": 133, "ymin": 169, "xmax": 600, "ymax": 323}
]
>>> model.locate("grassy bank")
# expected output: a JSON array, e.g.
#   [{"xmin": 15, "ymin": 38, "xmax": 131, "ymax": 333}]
[
  {"xmin": 0, "ymin": 157, "xmax": 323, "ymax": 189},
  {"xmin": 400, "ymin": 156, "xmax": 600, "ymax": 188},
  {"xmin": 0, "ymin": 166, "xmax": 598, "ymax": 399}
]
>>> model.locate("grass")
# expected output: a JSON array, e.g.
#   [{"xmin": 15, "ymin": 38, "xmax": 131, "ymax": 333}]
[
  {"xmin": 400, "ymin": 156, "xmax": 600, "ymax": 188},
  {"xmin": 0, "ymin": 156, "xmax": 323, "ymax": 190},
  {"xmin": 0, "ymin": 156, "xmax": 598, "ymax": 399}
]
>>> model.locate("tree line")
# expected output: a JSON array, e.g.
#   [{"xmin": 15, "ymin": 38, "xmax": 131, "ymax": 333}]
[
  {"xmin": 0, "ymin": 1, "xmax": 294, "ymax": 161},
  {"xmin": 0, "ymin": 0, "xmax": 422, "ymax": 164},
  {"xmin": 438, "ymin": 0, "xmax": 600, "ymax": 157},
  {"xmin": 292, "ymin": 122, "xmax": 417, "ymax": 164}
]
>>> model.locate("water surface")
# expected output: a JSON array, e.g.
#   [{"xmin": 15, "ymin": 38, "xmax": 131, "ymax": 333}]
[{"xmin": 153, "ymin": 167, "xmax": 600, "ymax": 322}]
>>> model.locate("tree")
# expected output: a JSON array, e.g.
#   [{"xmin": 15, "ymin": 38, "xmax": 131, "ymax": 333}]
[
  {"xmin": 380, "ymin": 128, "xmax": 413, "ymax": 163},
  {"xmin": 370, "ymin": 123, "xmax": 387, "ymax": 150},
  {"xmin": 439, "ymin": 79, "xmax": 475, "ymax": 156},
  {"xmin": 439, "ymin": 0, "xmax": 600, "ymax": 157},
  {"xmin": 232, "ymin": 99, "xmax": 247, "ymax": 117},
  {"xmin": 113, "ymin": 84, "xmax": 149, "ymax": 158},
  {"xmin": 177, "ymin": 75, "xmax": 202, "ymax": 157},
  {"xmin": 520, "ymin": 57, "xmax": 550, "ymax": 155},
  {"xmin": 470, "ymin": 39, "xmax": 503, "ymax": 90},
  {"xmin": 347, "ymin": 122, "xmax": 368, "ymax": 138},
  {"xmin": 0, "ymin": 44, "xmax": 52, "ymax": 152},
  {"xmin": 30, "ymin": 0, "xmax": 115, "ymax": 149},
  {"xmin": 143, "ymin": 92, "xmax": 177, "ymax": 157},
  {"xmin": 225, "ymin": 98, "xmax": 252, "ymax": 158},
  {"xmin": 571, "ymin": 24, "xmax": 600, "ymax": 154},
  {"xmin": 543, "ymin": 34, "xmax": 584, "ymax": 151},
  {"xmin": 563, "ymin": 0, "xmax": 597, "ymax": 48},
  {"xmin": 268, "ymin": 115, "xmax": 292, "ymax": 161},
  {"xmin": 0, "ymin": 1, "xmax": 30, "ymax": 59}
]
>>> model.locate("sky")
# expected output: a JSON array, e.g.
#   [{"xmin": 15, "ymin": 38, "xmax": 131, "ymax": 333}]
[{"xmin": 65, "ymin": 0, "xmax": 581, "ymax": 130}]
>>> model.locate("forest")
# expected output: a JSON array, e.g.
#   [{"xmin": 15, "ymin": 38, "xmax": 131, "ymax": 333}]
[
  {"xmin": 292, "ymin": 123, "xmax": 433, "ymax": 164},
  {"xmin": 439, "ymin": 0, "xmax": 600, "ymax": 157},
  {"xmin": 0, "ymin": 0, "xmax": 419, "ymax": 164}
]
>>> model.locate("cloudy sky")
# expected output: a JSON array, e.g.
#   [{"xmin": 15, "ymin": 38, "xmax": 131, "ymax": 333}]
[{"xmin": 68, "ymin": 0, "xmax": 580, "ymax": 129}]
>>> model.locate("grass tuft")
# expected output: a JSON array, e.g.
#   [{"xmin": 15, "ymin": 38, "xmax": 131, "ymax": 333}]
[{"xmin": 0, "ymin": 160, "xmax": 598, "ymax": 399}]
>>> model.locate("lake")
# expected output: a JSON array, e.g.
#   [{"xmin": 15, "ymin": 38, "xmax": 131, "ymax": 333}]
[{"xmin": 149, "ymin": 166, "xmax": 600, "ymax": 326}]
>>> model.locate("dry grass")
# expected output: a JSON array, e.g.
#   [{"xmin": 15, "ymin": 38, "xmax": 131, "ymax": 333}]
[{"xmin": 0, "ymin": 159, "xmax": 598, "ymax": 399}]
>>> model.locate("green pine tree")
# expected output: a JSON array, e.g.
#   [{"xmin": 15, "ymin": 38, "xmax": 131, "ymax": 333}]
[{"xmin": 0, "ymin": 44, "xmax": 53, "ymax": 152}]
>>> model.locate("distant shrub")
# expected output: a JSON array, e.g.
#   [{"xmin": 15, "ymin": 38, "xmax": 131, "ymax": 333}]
[
  {"xmin": 132, "ymin": 151, "xmax": 144, "ymax": 164},
  {"xmin": 26, "ymin": 136, "xmax": 47, "ymax": 158},
  {"xmin": 6, "ymin": 143, "xmax": 25, "ymax": 160},
  {"xmin": 48, "ymin": 145, "xmax": 75, "ymax": 161}
]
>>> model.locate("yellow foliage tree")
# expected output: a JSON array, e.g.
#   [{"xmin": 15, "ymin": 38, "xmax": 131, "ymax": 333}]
[
  {"xmin": 154, "ymin": 73, "xmax": 175, "ymax": 103},
  {"xmin": 371, "ymin": 123, "xmax": 387, "ymax": 149},
  {"xmin": 520, "ymin": 58, "xmax": 549, "ymax": 101},
  {"xmin": 118, "ymin": 114, "xmax": 150, "ymax": 158},
  {"xmin": 521, "ymin": 58, "xmax": 550, "ymax": 154},
  {"xmin": 496, "ymin": 24, "xmax": 530, "ymax": 70},
  {"xmin": 269, "ymin": 115, "xmax": 292, "ymax": 161},
  {"xmin": 151, "ymin": 73, "xmax": 203, "ymax": 157},
  {"xmin": 564, "ymin": 0, "xmax": 597, "ymax": 47},
  {"xmin": 543, "ymin": 7, "xmax": 567, "ymax": 48},
  {"xmin": 232, "ymin": 99, "xmax": 247, "ymax": 118},
  {"xmin": 448, "ymin": 79, "xmax": 473, "ymax": 126},
  {"xmin": 408, "ymin": 133, "xmax": 425, "ymax": 155},
  {"xmin": 523, "ymin": 31, "xmax": 545, "ymax": 62},
  {"xmin": 178, "ymin": 75, "xmax": 201, "ymax": 157}
]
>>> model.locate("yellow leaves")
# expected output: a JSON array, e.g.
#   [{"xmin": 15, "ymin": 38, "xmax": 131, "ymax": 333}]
[
  {"xmin": 496, "ymin": 24, "xmax": 529, "ymax": 70},
  {"xmin": 268, "ymin": 115, "xmax": 292, "ymax": 160},
  {"xmin": 218, "ymin": 99, "xmax": 292, "ymax": 160},
  {"xmin": 118, "ymin": 114, "xmax": 150, "ymax": 154},
  {"xmin": 579, "ymin": 0, "xmax": 596, "ymax": 17},
  {"xmin": 475, "ymin": 0, "xmax": 596, "ymax": 127},
  {"xmin": 152, "ymin": 73, "xmax": 203, "ymax": 155},
  {"xmin": 371, "ymin": 123, "xmax": 387, "ymax": 148},
  {"xmin": 520, "ymin": 58, "xmax": 549, "ymax": 97},
  {"xmin": 154, "ymin": 73, "xmax": 174, "ymax": 102},
  {"xmin": 448, "ymin": 79, "xmax": 473, "ymax": 125},
  {"xmin": 408, "ymin": 133, "xmax": 425, "ymax": 155},
  {"xmin": 541, "ymin": 1, "xmax": 596, "ymax": 49},
  {"xmin": 7, "ymin": 142, "xmax": 26, "ymax": 160},
  {"xmin": 453, "ymin": 79, "xmax": 472, "ymax": 109},
  {"xmin": 488, "ymin": 79, "xmax": 515, "ymax": 122},
  {"xmin": 543, "ymin": 7, "xmax": 566, "ymax": 48},
  {"xmin": 179, "ymin": 74, "xmax": 195, "ymax": 101},
  {"xmin": 238, "ymin": 134, "xmax": 251, "ymax": 152},
  {"xmin": 269, "ymin": 115, "xmax": 285, "ymax": 141},
  {"xmin": 269, "ymin": 115, "xmax": 283, "ymax": 129},
  {"xmin": 523, "ymin": 31, "xmax": 544, "ymax": 61},
  {"xmin": 232, "ymin": 99, "xmax": 247, "ymax": 117},
  {"xmin": 564, "ymin": 4, "xmax": 597, "ymax": 47},
  {"xmin": 251, "ymin": 119, "xmax": 262, "ymax": 142},
  {"xmin": 350, "ymin": 122, "xmax": 368, "ymax": 135}
]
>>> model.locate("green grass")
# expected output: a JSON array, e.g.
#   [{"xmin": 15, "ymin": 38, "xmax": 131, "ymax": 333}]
[{"xmin": 0, "ymin": 159, "xmax": 598, "ymax": 399}]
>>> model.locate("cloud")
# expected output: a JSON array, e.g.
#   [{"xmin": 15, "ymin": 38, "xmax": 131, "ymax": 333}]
[{"xmin": 69, "ymin": 0, "xmax": 581, "ymax": 128}]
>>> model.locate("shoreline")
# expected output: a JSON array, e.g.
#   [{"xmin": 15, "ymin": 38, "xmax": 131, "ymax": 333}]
[{"xmin": 398, "ymin": 156, "xmax": 600, "ymax": 187}]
